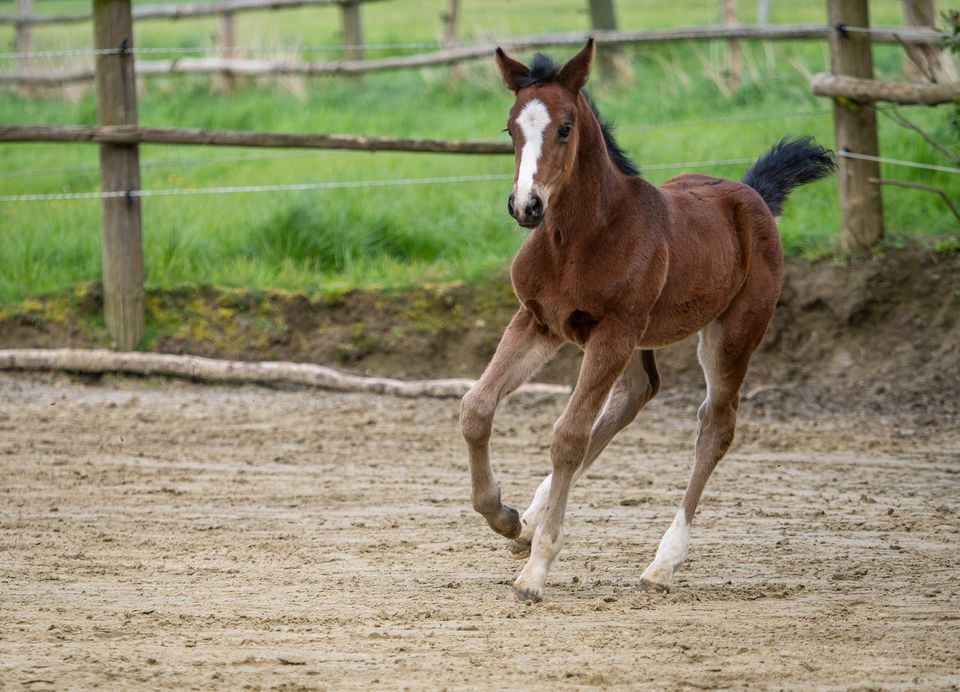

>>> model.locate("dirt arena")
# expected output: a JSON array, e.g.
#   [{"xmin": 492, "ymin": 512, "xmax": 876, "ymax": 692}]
[{"xmin": 1, "ymin": 370, "xmax": 958, "ymax": 689}]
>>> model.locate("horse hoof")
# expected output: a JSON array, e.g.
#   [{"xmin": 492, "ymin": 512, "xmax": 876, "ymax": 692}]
[
  {"xmin": 639, "ymin": 578, "xmax": 671, "ymax": 593},
  {"xmin": 487, "ymin": 504, "xmax": 522, "ymax": 539},
  {"xmin": 508, "ymin": 539, "xmax": 531, "ymax": 560},
  {"xmin": 508, "ymin": 585, "xmax": 542, "ymax": 604}
]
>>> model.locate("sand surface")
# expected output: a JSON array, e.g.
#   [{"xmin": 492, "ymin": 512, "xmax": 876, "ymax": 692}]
[{"xmin": 1, "ymin": 372, "xmax": 958, "ymax": 689}]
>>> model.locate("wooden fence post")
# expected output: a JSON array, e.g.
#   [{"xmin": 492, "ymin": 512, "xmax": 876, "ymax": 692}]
[
  {"xmin": 212, "ymin": 10, "xmax": 236, "ymax": 93},
  {"xmin": 14, "ymin": 0, "xmax": 32, "ymax": 67},
  {"xmin": 827, "ymin": 0, "xmax": 883, "ymax": 252},
  {"xmin": 723, "ymin": 0, "xmax": 741, "ymax": 90},
  {"xmin": 93, "ymin": 0, "xmax": 145, "ymax": 350},
  {"xmin": 902, "ymin": 0, "xmax": 955, "ymax": 82},
  {"xmin": 588, "ymin": 0, "xmax": 630, "ymax": 80},
  {"xmin": 756, "ymin": 0, "xmax": 770, "ymax": 24},
  {"xmin": 341, "ymin": 0, "xmax": 362, "ymax": 60},
  {"xmin": 341, "ymin": 0, "xmax": 362, "ymax": 82},
  {"xmin": 442, "ymin": 0, "xmax": 462, "ymax": 82}
]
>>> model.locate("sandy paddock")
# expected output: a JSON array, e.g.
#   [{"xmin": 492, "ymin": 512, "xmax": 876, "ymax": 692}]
[{"xmin": 1, "ymin": 371, "xmax": 958, "ymax": 689}]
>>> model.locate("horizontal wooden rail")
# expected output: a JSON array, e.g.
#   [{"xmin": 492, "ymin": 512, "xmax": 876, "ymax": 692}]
[
  {"xmin": 0, "ymin": 15, "xmax": 949, "ymax": 44},
  {"xmin": 0, "ymin": 124, "xmax": 514, "ymax": 154},
  {"xmin": 2, "ymin": 50, "xmax": 507, "ymax": 84},
  {"xmin": 0, "ymin": 0, "xmax": 384, "ymax": 25},
  {"xmin": 3, "ymin": 25, "xmax": 953, "ymax": 85},
  {"xmin": 811, "ymin": 73, "xmax": 960, "ymax": 105}
]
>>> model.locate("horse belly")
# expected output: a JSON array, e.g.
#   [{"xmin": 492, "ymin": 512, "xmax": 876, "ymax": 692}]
[
  {"xmin": 640, "ymin": 254, "xmax": 746, "ymax": 347},
  {"xmin": 640, "ymin": 300, "xmax": 721, "ymax": 348}
]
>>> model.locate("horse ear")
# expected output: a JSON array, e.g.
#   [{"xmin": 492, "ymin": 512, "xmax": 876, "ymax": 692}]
[
  {"xmin": 495, "ymin": 47, "xmax": 530, "ymax": 93},
  {"xmin": 558, "ymin": 38, "xmax": 595, "ymax": 94}
]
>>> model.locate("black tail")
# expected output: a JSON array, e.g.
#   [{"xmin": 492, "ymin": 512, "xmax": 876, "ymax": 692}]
[{"xmin": 741, "ymin": 137, "xmax": 835, "ymax": 217}]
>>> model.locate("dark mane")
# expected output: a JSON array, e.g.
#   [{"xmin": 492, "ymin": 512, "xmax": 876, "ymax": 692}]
[
  {"xmin": 584, "ymin": 92, "xmax": 640, "ymax": 177},
  {"xmin": 518, "ymin": 52, "xmax": 639, "ymax": 177}
]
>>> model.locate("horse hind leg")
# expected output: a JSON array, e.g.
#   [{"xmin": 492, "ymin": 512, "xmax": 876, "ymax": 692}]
[
  {"xmin": 509, "ymin": 350, "xmax": 660, "ymax": 559},
  {"xmin": 640, "ymin": 277, "xmax": 778, "ymax": 591}
]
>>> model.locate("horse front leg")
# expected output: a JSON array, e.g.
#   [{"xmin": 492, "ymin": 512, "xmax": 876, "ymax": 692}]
[
  {"xmin": 509, "ymin": 349, "xmax": 660, "ymax": 559},
  {"xmin": 510, "ymin": 321, "xmax": 636, "ymax": 603},
  {"xmin": 460, "ymin": 308, "xmax": 562, "ymax": 539}
]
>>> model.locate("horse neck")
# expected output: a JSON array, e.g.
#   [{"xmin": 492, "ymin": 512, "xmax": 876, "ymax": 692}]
[{"xmin": 547, "ymin": 97, "xmax": 627, "ymax": 238}]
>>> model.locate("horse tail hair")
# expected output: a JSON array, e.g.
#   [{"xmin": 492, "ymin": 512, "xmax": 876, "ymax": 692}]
[{"xmin": 741, "ymin": 137, "xmax": 835, "ymax": 217}]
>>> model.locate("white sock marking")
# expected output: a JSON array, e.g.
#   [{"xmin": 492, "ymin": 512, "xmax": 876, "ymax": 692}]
[
  {"xmin": 655, "ymin": 509, "xmax": 691, "ymax": 569},
  {"xmin": 520, "ymin": 473, "xmax": 552, "ymax": 541},
  {"xmin": 514, "ymin": 98, "xmax": 551, "ymax": 209}
]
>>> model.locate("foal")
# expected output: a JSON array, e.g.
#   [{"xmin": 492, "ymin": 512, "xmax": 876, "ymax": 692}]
[{"xmin": 460, "ymin": 39, "xmax": 834, "ymax": 603}]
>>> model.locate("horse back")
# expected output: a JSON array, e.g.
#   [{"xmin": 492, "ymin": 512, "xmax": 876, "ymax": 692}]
[{"xmin": 633, "ymin": 174, "xmax": 781, "ymax": 346}]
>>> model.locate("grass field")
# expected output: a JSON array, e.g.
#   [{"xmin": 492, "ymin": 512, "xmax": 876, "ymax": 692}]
[{"xmin": 1, "ymin": 0, "xmax": 958, "ymax": 305}]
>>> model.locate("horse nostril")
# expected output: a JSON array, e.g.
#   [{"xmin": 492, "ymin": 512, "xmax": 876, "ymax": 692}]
[
  {"xmin": 526, "ymin": 195, "xmax": 543, "ymax": 218},
  {"xmin": 507, "ymin": 194, "xmax": 517, "ymax": 218}
]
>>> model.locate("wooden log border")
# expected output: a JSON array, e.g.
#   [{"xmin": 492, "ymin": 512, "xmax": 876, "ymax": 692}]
[{"xmin": 0, "ymin": 349, "xmax": 570, "ymax": 400}]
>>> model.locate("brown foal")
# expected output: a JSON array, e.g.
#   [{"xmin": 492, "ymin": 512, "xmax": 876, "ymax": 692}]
[{"xmin": 460, "ymin": 39, "xmax": 834, "ymax": 603}]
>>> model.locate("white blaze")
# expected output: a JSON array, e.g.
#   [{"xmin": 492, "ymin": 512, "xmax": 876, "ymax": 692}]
[{"xmin": 514, "ymin": 98, "xmax": 551, "ymax": 208}]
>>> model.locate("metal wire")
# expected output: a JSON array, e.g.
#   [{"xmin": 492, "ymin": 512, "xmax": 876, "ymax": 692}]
[
  {"xmin": 0, "ymin": 47, "xmax": 123, "ymax": 60},
  {"xmin": 838, "ymin": 151, "xmax": 960, "ymax": 175},
  {"xmin": 0, "ymin": 156, "xmax": 771, "ymax": 203},
  {"xmin": 0, "ymin": 149, "xmax": 346, "ymax": 180},
  {"xmin": 0, "ymin": 173, "xmax": 513, "ymax": 203},
  {"xmin": 644, "ymin": 157, "xmax": 755, "ymax": 171},
  {"xmin": 618, "ymin": 109, "xmax": 831, "ymax": 132}
]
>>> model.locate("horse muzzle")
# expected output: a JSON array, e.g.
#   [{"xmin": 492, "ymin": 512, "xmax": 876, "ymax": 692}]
[{"xmin": 508, "ymin": 193, "xmax": 544, "ymax": 229}]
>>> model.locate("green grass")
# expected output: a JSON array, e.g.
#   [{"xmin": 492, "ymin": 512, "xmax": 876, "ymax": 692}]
[{"xmin": 1, "ymin": 0, "xmax": 958, "ymax": 304}]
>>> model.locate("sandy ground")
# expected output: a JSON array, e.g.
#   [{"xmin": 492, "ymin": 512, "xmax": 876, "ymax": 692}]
[{"xmin": 1, "ymin": 371, "xmax": 958, "ymax": 690}]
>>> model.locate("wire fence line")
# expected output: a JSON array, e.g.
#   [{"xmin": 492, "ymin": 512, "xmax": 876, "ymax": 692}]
[
  {"xmin": 0, "ymin": 148, "xmax": 348, "ymax": 180},
  {"xmin": 0, "ymin": 172, "xmax": 514, "ymax": 202},
  {"xmin": 837, "ymin": 151, "xmax": 960, "ymax": 176},
  {"xmin": 0, "ymin": 156, "xmax": 781, "ymax": 203},
  {"xmin": 4, "ymin": 150, "xmax": 953, "ymax": 204},
  {"xmin": 617, "ymin": 109, "xmax": 831, "ymax": 132}
]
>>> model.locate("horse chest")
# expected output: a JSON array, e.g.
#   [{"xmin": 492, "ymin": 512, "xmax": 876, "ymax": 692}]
[{"xmin": 512, "ymin": 252, "xmax": 605, "ymax": 345}]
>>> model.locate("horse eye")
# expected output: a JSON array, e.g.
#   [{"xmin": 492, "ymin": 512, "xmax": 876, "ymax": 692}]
[{"xmin": 559, "ymin": 123, "xmax": 572, "ymax": 138}]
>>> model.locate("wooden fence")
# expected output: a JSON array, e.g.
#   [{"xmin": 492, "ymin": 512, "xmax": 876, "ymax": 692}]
[
  {"xmin": 812, "ymin": 0, "xmax": 958, "ymax": 252},
  {"xmin": 3, "ymin": 0, "xmax": 385, "ymax": 81},
  {"xmin": 1, "ymin": 0, "xmax": 957, "ymax": 349},
  {"xmin": 0, "ymin": 7, "xmax": 943, "ymax": 86}
]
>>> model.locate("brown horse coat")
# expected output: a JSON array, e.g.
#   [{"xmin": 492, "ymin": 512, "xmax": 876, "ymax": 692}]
[{"xmin": 460, "ymin": 39, "xmax": 834, "ymax": 603}]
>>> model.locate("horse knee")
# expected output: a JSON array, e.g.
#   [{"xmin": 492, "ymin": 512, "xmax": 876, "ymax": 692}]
[
  {"xmin": 460, "ymin": 389, "xmax": 494, "ymax": 446},
  {"xmin": 550, "ymin": 422, "xmax": 590, "ymax": 469}
]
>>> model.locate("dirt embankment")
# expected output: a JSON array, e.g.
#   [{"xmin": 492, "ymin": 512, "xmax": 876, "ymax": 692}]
[{"xmin": 2, "ymin": 247, "xmax": 958, "ymax": 423}]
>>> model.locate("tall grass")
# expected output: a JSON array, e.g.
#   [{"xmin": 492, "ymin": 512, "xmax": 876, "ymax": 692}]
[{"xmin": 0, "ymin": 0, "xmax": 957, "ymax": 304}]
